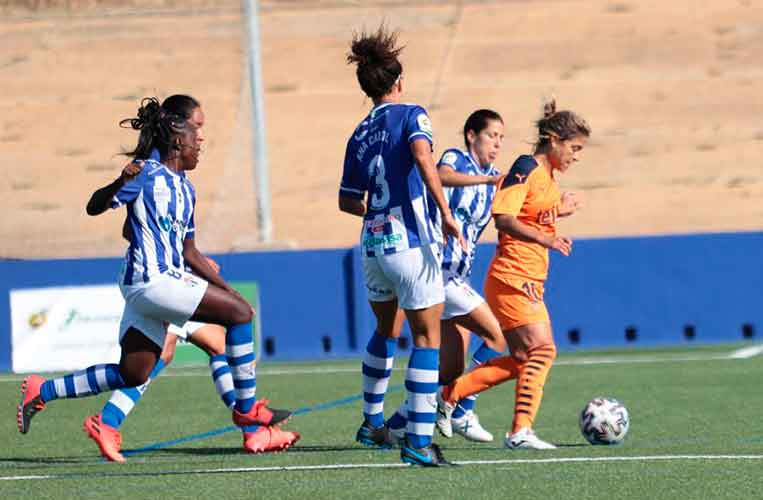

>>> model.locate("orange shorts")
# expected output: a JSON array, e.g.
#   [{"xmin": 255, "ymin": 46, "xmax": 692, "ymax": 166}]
[{"xmin": 484, "ymin": 273, "xmax": 549, "ymax": 331}]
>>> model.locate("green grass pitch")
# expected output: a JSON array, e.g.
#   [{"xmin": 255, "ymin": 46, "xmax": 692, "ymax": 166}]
[{"xmin": 1, "ymin": 343, "xmax": 762, "ymax": 499}]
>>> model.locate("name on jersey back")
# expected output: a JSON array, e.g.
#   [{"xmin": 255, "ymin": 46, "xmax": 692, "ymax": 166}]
[{"xmin": 355, "ymin": 130, "xmax": 390, "ymax": 163}]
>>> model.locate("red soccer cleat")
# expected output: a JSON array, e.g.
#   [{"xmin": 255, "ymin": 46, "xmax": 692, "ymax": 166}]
[
  {"xmin": 17, "ymin": 375, "xmax": 46, "ymax": 434},
  {"xmin": 83, "ymin": 414, "xmax": 126, "ymax": 463},
  {"xmin": 232, "ymin": 399, "xmax": 292, "ymax": 428},
  {"xmin": 243, "ymin": 425, "xmax": 300, "ymax": 454}
]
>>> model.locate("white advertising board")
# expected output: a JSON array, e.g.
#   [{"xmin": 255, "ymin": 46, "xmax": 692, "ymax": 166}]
[{"xmin": 11, "ymin": 285, "xmax": 123, "ymax": 373}]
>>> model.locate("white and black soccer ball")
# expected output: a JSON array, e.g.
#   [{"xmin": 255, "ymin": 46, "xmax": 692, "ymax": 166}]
[{"xmin": 579, "ymin": 397, "xmax": 630, "ymax": 445}]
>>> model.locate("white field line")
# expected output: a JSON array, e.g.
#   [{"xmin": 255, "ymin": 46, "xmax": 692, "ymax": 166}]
[
  {"xmin": 2, "ymin": 454, "xmax": 763, "ymax": 481},
  {"xmin": 0, "ymin": 346, "xmax": 760, "ymax": 383},
  {"xmin": 729, "ymin": 344, "xmax": 763, "ymax": 359}
]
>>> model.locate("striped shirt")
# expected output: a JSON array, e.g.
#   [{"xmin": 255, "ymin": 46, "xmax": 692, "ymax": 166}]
[
  {"xmin": 110, "ymin": 159, "xmax": 196, "ymax": 285},
  {"xmin": 438, "ymin": 148, "xmax": 499, "ymax": 279},
  {"xmin": 340, "ymin": 103, "xmax": 441, "ymax": 257}
]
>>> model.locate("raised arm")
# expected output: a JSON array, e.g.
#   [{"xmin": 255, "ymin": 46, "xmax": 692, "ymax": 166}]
[{"xmin": 86, "ymin": 160, "xmax": 144, "ymax": 216}]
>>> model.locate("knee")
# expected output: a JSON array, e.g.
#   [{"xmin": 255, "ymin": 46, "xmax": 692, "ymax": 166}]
[
  {"xmin": 194, "ymin": 339, "xmax": 224, "ymax": 357},
  {"xmin": 511, "ymin": 349, "xmax": 528, "ymax": 364},
  {"xmin": 528, "ymin": 343, "xmax": 557, "ymax": 361},
  {"xmin": 231, "ymin": 301, "xmax": 253, "ymax": 325}
]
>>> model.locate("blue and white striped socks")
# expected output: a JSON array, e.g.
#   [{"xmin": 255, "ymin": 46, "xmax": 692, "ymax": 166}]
[
  {"xmin": 226, "ymin": 322, "xmax": 256, "ymax": 414},
  {"xmin": 405, "ymin": 347, "xmax": 439, "ymax": 449},
  {"xmin": 101, "ymin": 359, "xmax": 166, "ymax": 428},
  {"xmin": 39, "ymin": 364, "xmax": 126, "ymax": 403},
  {"xmin": 209, "ymin": 354, "xmax": 236, "ymax": 408},
  {"xmin": 361, "ymin": 333, "xmax": 397, "ymax": 428},
  {"xmin": 451, "ymin": 343, "xmax": 501, "ymax": 419},
  {"xmin": 210, "ymin": 353, "xmax": 259, "ymax": 433}
]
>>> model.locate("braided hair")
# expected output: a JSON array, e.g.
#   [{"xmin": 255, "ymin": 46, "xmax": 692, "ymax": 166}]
[{"xmin": 121, "ymin": 94, "xmax": 200, "ymax": 160}]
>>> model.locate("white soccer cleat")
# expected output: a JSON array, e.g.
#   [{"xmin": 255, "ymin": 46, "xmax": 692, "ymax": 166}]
[
  {"xmin": 435, "ymin": 388, "xmax": 456, "ymax": 438},
  {"xmin": 452, "ymin": 411, "xmax": 494, "ymax": 442},
  {"xmin": 504, "ymin": 427, "xmax": 557, "ymax": 450}
]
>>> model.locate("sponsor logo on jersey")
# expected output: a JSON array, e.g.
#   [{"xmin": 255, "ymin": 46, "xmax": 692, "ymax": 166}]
[
  {"xmin": 158, "ymin": 215, "xmax": 187, "ymax": 234},
  {"xmin": 537, "ymin": 207, "xmax": 558, "ymax": 225},
  {"xmin": 455, "ymin": 207, "xmax": 470, "ymax": 222},
  {"xmin": 363, "ymin": 233, "xmax": 403, "ymax": 248},
  {"xmin": 365, "ymin": 214, "xmax": 402, "ymax": 234}
]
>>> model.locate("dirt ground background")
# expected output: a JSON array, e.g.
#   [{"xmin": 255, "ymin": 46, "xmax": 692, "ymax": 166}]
[{"xmin": 1, "ymin": 0, "xmax": 761, "ymax": 258}]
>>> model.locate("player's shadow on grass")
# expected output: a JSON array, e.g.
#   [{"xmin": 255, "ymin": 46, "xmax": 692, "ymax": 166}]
[
  {"xmin": 130, "ymin": 447, "xmax": 241, "ymax": 457},
  {"xmin": 438, "ymin": 442, "xmax": 588, "ymax": 451},
  {"xmin": 288, "ymin": 444, "xmax": 383, "ymax": 453},
  {"xmin": 0, "ymin": 456, "xmax": 96, "ymax": 465},
  {"xmin": 135, "ymin": 444, "xmax": 376, "ymax": 457}
]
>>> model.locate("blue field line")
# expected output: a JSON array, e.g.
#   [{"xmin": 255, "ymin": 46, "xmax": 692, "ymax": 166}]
[{"xmin": 122, "ymin": 384, "xmax": 404, "ymax": 457}]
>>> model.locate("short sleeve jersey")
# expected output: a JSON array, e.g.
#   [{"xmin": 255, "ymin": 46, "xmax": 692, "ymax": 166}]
[
  {"xmin": 437, "ymin": 148, "xmax": 499, "ymax": 280},
  {"xmin": 489, "ymin": 155, "xmax": 560, "ymax": 282},
  {"xmin": 110, "ymin": 159, "xmax": 197, "ymax": 285},
  {"xmin": 339, "ymin": 103, "xmax": 440, "ymax": 257}
]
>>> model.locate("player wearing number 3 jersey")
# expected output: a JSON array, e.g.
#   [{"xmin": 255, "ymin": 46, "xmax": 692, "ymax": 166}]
[{"xmin": 339, "ymin": 26, "xmax": 463, "ymax": 467}]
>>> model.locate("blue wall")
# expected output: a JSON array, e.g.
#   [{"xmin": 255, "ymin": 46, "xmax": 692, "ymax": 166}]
[{"xmin": 1, "ymin": 232, "xmax": 761, "ymax": 371}]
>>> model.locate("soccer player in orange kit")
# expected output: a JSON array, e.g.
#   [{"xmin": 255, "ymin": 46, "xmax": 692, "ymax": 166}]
[{"xmin": 436, "ymin": 99, "xmax": 591, "ymax": 449}]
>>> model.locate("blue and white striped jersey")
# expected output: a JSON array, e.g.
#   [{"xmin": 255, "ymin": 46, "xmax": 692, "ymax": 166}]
[
  {"xmin": 110, "ymin": 159, "xmax": 196, "ymax": 285},
  {"xmin": 340, "ymin": 103, "xmax": 441, "ymax": 257},
  {"xmin": 438, "ymin": 148, "xmax": 499, "ymax": 279}
]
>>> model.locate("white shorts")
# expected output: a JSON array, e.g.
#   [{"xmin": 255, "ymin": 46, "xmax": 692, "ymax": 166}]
[
  {"xmin": 119, "ymin": 269, "xmax": 208, "ymax": 348},
  {"xmin": 363, "ymin": 243, "xmax": 445, "ymax": 310},
  {"xmin": 167, "ymin": 321, "xmax": 206, "ymax": 340},
  {"xmin": 442, "ymin": 274, "xmax": 485, "ymax": 320}
]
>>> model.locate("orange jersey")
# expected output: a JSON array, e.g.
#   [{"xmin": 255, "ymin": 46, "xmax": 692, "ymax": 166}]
[{"xmin": 489, "ymin": 155, "xmax": 561, "ymax": 282}]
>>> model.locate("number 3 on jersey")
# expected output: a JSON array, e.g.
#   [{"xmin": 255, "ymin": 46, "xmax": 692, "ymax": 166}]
[{"xmin": 368, "ymin": 154, "xmax": 390, "ymax": 210}]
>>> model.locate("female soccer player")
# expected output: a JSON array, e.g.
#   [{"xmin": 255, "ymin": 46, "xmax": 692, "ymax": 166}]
[
  {"xmin": 84, "ymin": 244, "xmax": 298, "ymax": 462},
  {"xmin": 437, "ymin": 99, "xmax": 590, "ymax": 450},
  {"xmin": 385, "ymin": 110, "xmax": 508, "ymax": 444},
  {"xmin": 17, "ymin": 95, "xmax": 292, "ymax": 449},
  {"xmin": 339, "ymin": 26, "xmax": 463, "ymax": 467}
]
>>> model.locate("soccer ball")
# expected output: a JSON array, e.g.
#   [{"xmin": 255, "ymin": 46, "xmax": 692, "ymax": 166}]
[{"xmin": 579, "ymin": 397, "xmax": 630, "ymax": 445}]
